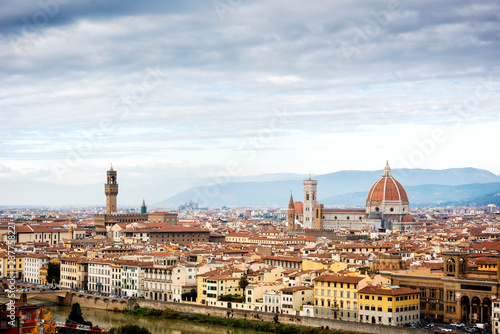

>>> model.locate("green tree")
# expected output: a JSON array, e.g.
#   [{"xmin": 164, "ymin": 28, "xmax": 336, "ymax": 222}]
[
  {"xmin": 109, "ymin": 324, "xmax": 151, "ymax": 334},
  {"xmin": 239, "ymin": 276, "xmax": 249, "ymax": 294},
  {"xmin": 67, "ymin": 303, "xmax": 92, "ymax": 327},
  {"xmin": 181, "ymin": 288, "xmax": 197, "ymax": 301},
  {"xmin": 47, "ymin": 262, "xmax": 60, "ymax": 284}
]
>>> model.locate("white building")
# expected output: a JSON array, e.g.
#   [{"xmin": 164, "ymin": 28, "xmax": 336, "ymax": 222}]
[
  {"xmin": 493, "ymin": 299, "xmax": 500, "ymax": 334},
  {"xmin": 172, "ymin": 265, "xmax": 198, "ymax": 302},
  {"xmin": 88, "ymin": 260, "xmax": 113, "ymax": 293},
  {"xmin": 121, "ymin": 262, "xmax": 145, "ymax": 297},
  {"xmin": 143, "ymin": 253, "xmax": 180, "ymax": 301},
  {"xmin": 144, "ymin": 265, "xmax": 173, "ymax": 301},
  {"xmin": 262, "ymin": 290, "xmax": 281, "ymax": 313},
  {"xmin": 23, "ymin": 254, "xmax": 49, "ymax": 284},
  {"xmin": 280, "ymin": 286, "xmax": 314, "ymax": 315},
  {"xmin": 111, "ymin": 263, "xmax": 122, "ymax": 295}
]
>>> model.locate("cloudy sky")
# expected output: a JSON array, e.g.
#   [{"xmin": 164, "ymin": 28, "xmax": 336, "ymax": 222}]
[{"xmin": 1, "ymin": 0, "xmax": 499, "ymax": 194}]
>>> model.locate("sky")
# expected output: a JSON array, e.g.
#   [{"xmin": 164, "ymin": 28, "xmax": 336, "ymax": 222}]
[{"xmin": 1, "ymin": 0, "xmax": 500, "ymax": 195}]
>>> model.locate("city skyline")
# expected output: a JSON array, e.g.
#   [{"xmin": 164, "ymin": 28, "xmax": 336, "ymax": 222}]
[{"xmin": 1, "ymin": 0, "xmax": 500, "ymax": 192}]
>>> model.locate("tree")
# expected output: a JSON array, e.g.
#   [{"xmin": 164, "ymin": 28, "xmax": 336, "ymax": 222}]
[
  {"xmin": 26, "ymin": 308, "xmax": 59, "ymax": 334},
  {"xmin": 239, "ymin": 276, "xmax": 249, "ymax": 292},
  {"xmin": 67, "ymin": 302, "xmax": 92, "ymax": 327},
  {"xmin": 109, "ymin": 324, "xmax": 151, "ymax": 334},
  {"xmin": 181, "ymin": 288, "xmax": 197, "ymax": 301},
  {"xmin": 47, "ymin": 262, "xmax": 60, "ymax": 284}
]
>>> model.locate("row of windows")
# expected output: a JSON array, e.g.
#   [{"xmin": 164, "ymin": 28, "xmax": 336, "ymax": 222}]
[
  {"xmin": 315, "ymin": 289, "xmax": 357, "ymax": 298},
  {"xmin": 315, "ymin": 299, "xmax": 357, "ymax": 309},
  {"xmin": 360, "ymin": 294, "xmax": 418, "ymax": 301},
  {"xmin": 359, "ymin": 304, "xmax": 419, "ymax": 312},
  {"xmin": 315, "ymin": 281, "xmax": 356, "ymax": 289}
]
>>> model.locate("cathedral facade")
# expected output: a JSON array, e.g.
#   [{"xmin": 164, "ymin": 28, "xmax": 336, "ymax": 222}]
[{"xmin": 287, "ymin": 162, "xmax": 416, "ymax": 231}]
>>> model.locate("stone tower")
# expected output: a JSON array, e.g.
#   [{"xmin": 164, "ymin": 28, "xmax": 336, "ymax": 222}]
[
  {"xmin": 314, "ymin": 204, "xmax": 324, "ymax": 229},
  {"xmin": 105, "ymin": 164, "xmax": 118, "ymax": 215},
  {"xmin": 443, "ymin": 252, "xmax": 468, "ymax": 279},
  {"xmin": 287, "ymin": 192, "xmax": 296, "ymax": 231},
  {"xmin": 141, "ymin": 199, "xmax": 147, "ymax": 215},
  {"xmin": 303, "ymin": 178, "xmax": 317, "ymax": 229}
]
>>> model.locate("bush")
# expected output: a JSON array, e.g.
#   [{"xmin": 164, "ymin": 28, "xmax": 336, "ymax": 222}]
[
  {"xmin": 218, "ymin": 294, "xmax": 245, "ymax": 303},
  {"xmin": 109, "ymin": 324, "xmax": 151, "ymax": 334},
  {"xmin": 145, "ymin": 309, "xmax": 162, "ymax": 316}
]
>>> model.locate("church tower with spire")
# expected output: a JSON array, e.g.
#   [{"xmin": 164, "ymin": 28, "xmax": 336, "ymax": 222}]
[
  {"xmin": 105, "ymin": 164, "xmax": 118, "ymax": 215},
  {"xmin": 287, "ymin": 192, "xmax": 296, "ymax": 231},
  {"xmin": 141, "ymin": 199, "xmax": 147, "ymax": 214}
]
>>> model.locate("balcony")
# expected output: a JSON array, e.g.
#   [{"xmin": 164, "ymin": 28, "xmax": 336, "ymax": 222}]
[{"xmin": 145, "ymin": 277, "xmax": 172, "ymax": 283}]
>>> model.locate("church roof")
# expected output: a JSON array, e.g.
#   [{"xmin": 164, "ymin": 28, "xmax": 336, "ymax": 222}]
[{"xmin": 366, "ymin": 161, "xmax": 409, "ymax": 203}]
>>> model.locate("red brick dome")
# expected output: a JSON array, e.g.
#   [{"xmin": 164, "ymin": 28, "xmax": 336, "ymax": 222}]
[
  {"xmin": 402, "ymin": 214, "xmax": 416, "ymax": 222},
  {"xmin": 366, "ymin": 162, "xmax": 409, "ymax": 203}
]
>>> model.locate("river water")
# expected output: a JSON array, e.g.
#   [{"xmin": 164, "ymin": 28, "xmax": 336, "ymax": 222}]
[{"xmin": 25, "ymin": 299, "xmax": 264, "ymax": 334}]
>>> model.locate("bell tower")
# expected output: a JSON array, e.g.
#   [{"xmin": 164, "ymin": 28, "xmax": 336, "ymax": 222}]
[
  {"xmin": 287, "ymin": 192, "xmax": 296, "ymax": 231},
  {"xmin": 105, "ymin": 164, "xmax": 118, "ymax": 215},
  {"xmin": 443, "ymin": 252, "xmax": 468, "ymax": 279},
  {"xmin": 303, "ymin": 178, "xmax": 317, "ymax": 229}
]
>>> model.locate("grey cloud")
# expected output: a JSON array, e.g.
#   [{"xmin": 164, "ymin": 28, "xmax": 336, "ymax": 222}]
[{"xmin": 1, "ymin": 0, "xmax": 499, "ymax": 167}]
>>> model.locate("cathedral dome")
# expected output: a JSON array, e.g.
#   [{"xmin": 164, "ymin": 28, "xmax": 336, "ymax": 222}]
[
  {"xmin": 402, "ymin": 214, "xmax": 416, "ymax": 222},
  {"xmin": 366, "ymin": 162, "xmax": 408, "ymax": 203}
]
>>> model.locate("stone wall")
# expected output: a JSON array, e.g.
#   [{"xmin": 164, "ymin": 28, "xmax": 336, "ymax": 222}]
[
  {"xmin": 42, "ymin": 294, "xmax": 433, "ymax": 334},
  {"xmin": 69, "ymin": 294, "xmax": 131, "ymax": 311},
  {"xmin": 133, "ymin": 299, "xmax": 432, "ymax": 334}
]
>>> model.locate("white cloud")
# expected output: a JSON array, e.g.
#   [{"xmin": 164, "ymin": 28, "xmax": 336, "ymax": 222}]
[{"xmin": 0, "ymin": 0, "xmax": 499, "ymax": 203}]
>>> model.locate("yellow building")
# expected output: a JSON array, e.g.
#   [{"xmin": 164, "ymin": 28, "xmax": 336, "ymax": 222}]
[
  {"xmin": 358, "ymin": 285, "xmax": 420, "ymax": 326},
  {"xmin": 313, "ymin": 274, "xmax": 367, "ymax": 322},
  {"xmin": 263, "ymin": 267, "xmax": 285, "ymax": 283},
  {"xmin": 60, "ymin": 256, "xmax": 88, "ymax": 290},
  {"xmin": 476, "ymin": 257, "xmax": 497, "ymax": 271},
  {"xmin": 0, "ymin": 253, "xmax": 25, "ymax": 279},
  {"xmin": 302, "ymin": 259, "xmax": 328, "ymax": 271},
  {"xmin": 204, "ymin": 275, "xmax": 243, "ymax": 306},
  {"xmin": 39, "ymin": 266, "xmax": 48, "ymax": 285}
]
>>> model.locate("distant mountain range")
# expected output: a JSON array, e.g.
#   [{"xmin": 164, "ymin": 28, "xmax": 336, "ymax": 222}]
[
  {"xmin": 158, "ymin": 167, "xmax": 500, "ymax": 208},
  {"xmin": 1, "ymin": 167, "xmax": 499, "ymax": 208}
]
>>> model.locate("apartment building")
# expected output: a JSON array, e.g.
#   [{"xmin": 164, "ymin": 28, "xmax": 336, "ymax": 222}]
[
  {"xmin": 121, "ymin": 261, "xmax": 144, "ymax": 297},
  {"xmin": 358, "ymin": 285, "xmax": 420, "ymax": 326},
  {"xmin": 0, "ymin": 253, "xmax": 24, "ymax": 279},
  {"xmin": 110, "ymin": 263, "xmax": 122, "ymax": 295},
  {"xmin": 280, "ymin": 286, "xmax": 314, "ymax": 315},
  {"xmin": 88, "ymin": 260, "xmax": 113, "ymax": 293},
  {"xmin": 23, "ymin": 254, "xmax": 49, "ymax": 284},
  {"xmin": 60, "ymin": 257, "xmax": 88, "ymax": 290},
  {"xmin": 313, "ymin": 274, "xmax": 367, "ymax": 322}
]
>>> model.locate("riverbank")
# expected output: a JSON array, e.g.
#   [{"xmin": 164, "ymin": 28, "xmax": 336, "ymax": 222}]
[
  {"xmin": 123, "ymin": 307, "xmax": 337, "ymax": 334},
  {"xmin": 44, "ymin": 304, "xmax": 263, "ymax": 334},
  {"xmin": 43, "ymin": 294, "xmax": 432, "ymax": 334}
]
